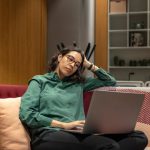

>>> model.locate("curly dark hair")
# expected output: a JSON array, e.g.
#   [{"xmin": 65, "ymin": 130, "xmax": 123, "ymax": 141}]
[{"xmin": 48, "ymin": 47, "xmax": 85, "ymax": 83}]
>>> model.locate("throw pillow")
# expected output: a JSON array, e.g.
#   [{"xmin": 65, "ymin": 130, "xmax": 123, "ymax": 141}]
[
  {"xmin": 0, "ymin": 97, "xmax": 31, "ymax": 150},
  {"xmin": 135, "ymin": 122, "xmax": 150, "ymax": 147}
]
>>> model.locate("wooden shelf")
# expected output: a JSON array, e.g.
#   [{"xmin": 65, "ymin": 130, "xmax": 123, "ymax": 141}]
[{"xmin": 108, "ymin": 0, "xmax": 150, "ymax": 82}]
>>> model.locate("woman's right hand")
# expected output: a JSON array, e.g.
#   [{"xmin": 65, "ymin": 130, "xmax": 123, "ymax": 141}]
[
  {"xmin": 51, "ymin": 120, "xmax": 85, "ymax": 130},
  {"xmin": 62, "ymin": 120, "xmax": 85, "ymax": 130}
]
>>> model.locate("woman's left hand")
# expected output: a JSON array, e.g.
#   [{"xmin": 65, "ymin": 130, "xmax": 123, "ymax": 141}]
[{"xmin": 83, "ymin": 56, "xmax": 92, "ymax": 69}]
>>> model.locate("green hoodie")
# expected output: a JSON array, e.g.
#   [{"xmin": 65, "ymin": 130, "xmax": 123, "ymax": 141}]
[{"xmin": 19, "ymin": 68, "xmax": 116, "ymax": 137}]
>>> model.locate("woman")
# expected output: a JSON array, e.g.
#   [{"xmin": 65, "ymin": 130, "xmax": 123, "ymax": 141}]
[{"xmin": 19, "ymin": 47, "xmax": 148, "ymax": 150}]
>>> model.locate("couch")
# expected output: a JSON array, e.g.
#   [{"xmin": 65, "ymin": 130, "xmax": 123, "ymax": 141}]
[{"xmin": 0, "ymin": 84, "xmax": 150, "ymax": 150}]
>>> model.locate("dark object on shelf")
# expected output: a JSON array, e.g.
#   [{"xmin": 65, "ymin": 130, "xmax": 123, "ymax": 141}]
[
  {"xmin": 138, "ymin": 60, "xmax": 143, "ymax": 66},
  {"xmin": 135, "ymin": 22, "xmax": 145, "ymax": 29},
  {"xmin": 119, "ymin": 59, "xmax": 125, "ymax": 66},
  {"xmin": 129, "ymin": 59, "xmax": 150, "ymax": 66},
  {"xmin": 131, "ymin": 22, "xmax": 145, "ymax": 29},
  {"xmin": 148, "ymin": 59, "xmax": 150, "ymax": 66},
  {"xmin": 130, "ymin": 32, "xmax": 144, "ymax": 47},
  {"xmin": 129, "ymin": 60, "xmax": 132, "ymax": 66},
  {"xmin": 142, "ymin": 59, "xmax": 148, "ymax": 66},
  {"xmin": 114, "ymin": 56, "xmax": 119, "ymax": 66},
  {"xmin": 129, "ymin": 60, "xmax": 137, "ymax": 66},
  {"xmin": 138, "ymin": 59, "xmax": 149, "ymax": 66},
  {"xmin": 114, "ymin": 56, "xmax": 125, "ymax": 66},
  {"xmin": 133, "ymin": 60, "xmax": 137, "ymax": 66},
  {"xmin": 128, "ymin": 72, "xmax": 135, "ymax": 81},
  {"xmin": 129, "ymin": 60, "xmax": 134, "ymax": 66}
]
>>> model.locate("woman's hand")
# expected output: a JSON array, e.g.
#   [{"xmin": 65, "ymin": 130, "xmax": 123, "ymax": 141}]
[
  {"xmin": 83, "ymin": 56, "xmax": 99, "ymax": 71},
  {"xmin": 62, "ymin": 120, "xmax": 85, "ymax": 130},
  {"xmin": 83, "ymin": 56, "xmax": 92, "ymax": 69},
  {"xmin": 51, "ymin": 120, "xmax": 85, "ymax": 130}
]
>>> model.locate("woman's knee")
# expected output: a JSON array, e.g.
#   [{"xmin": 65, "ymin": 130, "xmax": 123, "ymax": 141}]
[
  {"xmin": 119, "ymin": 130, "xmax": 148, "ymax": 150},
  {"xmin": 82, "ymin": 135, "xmax": 120, "ymax": 150},
  {"xmin": 31, "ymin": 131, "xmax": 82, "ymax": 150},
  {"xmin": 130, "ymin": 130, "xmax": 148, "ymax": 145}
]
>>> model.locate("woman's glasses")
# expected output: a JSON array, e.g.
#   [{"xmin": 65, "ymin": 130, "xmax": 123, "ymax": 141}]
[{"xmin": 66, "ymin": 55, "xmax": 81, "ymax": 69}]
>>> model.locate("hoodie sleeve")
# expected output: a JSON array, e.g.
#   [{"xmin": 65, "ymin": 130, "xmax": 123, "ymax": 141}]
[
  {"xmin": 19, "ymin": 76, "xmax": 52, "ymax": 128},
  {"xmin": 83, "ymin": 68, "xmax": 116, "ymax": 92}
]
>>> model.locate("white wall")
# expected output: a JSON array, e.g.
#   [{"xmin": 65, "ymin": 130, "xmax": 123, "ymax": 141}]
[{"xmin": 47, "ymin": 0, "xmax": 95, "ymax": 62}]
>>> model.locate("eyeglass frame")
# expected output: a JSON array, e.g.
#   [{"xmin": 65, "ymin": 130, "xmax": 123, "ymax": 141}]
[{"xmin": 65, "ymin": 55, "xmax": 81, "ymax": 69}]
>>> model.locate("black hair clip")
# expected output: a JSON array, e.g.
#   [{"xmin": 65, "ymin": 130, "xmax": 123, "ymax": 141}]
[
  {"xmin": 60, "ymin": 42, "xmax": 65, "ymax": 49},
  {"xmin": 56, "ymin": 42, "xmax": 66, "ymax": 51},
  {"xmin": 73, "ymin": 41, "xmax": 77, "ymax": 47},
  {"xmin": 56, "ymin": 44, "xmax": 61, "ymax": 51},
  {"xmin": 56, "ymin": 41, "xmax": 77, "ymax": 52}
]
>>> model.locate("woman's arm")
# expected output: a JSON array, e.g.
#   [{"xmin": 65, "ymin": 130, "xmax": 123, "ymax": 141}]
[
  {"xmin": 19, "ymin": 76, "xmax": 85, "ymax": 130},
  {"xmin": 83, "ymin": 57, "xmax": 99, "ymax": 72},
  {"xmin": 83, "ymin": 57, "xmax": 116, "ymax": 92},
  {"xmin": 51, "ymin": 120, "xmax": 85, "ymax": 130},
  {"xmin": 19, "ymin": 78, "xmax": 52, "ymax": 128}
]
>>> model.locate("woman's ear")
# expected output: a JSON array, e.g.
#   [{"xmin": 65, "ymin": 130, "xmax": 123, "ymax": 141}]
[{"xmin": 58, "ymin": 54, "xmax": 63, "ymax": 62}]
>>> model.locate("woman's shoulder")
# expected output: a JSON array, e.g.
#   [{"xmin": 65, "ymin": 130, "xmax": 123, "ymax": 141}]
[
  {"xmin": 30, "ymin": 73, "xmax": 53, "ymax": 83},
  {"xmin": 32, "ymin": 74, "xmax": 46, "ymax": 80}
]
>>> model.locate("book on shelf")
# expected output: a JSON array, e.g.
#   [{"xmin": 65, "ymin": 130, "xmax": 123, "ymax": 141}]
[{"xmin": 110, "ymin": 0, "xmax": 127, "ymax": 13}]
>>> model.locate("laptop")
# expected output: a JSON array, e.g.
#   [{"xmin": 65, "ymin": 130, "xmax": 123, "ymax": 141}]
[{"xmin": 64, "ymin": 90, "xmax": 144, "ymax": 135}]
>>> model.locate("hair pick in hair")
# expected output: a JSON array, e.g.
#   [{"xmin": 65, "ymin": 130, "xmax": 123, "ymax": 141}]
[
  {"xmin": 60, "ymin": 42, "xmax": 65, "ymax": 49},
  {"xmin": 87, "ymin": 44, "xmax": 96, "ymax": 60},
  {"xmin": 57, "ymin": 44, "xmax": 62, "ymax": 51},
  {"xmin": 84, "ymin": 43, "xmax": 91, "ymax": 59},
  {"xmin": 73, "ymin": 41, "xmax": 77, "ymax": 47}
]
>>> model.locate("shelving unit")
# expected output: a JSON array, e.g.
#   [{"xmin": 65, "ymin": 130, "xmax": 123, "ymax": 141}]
[{"xmin": 108, "ymin": 0, "xmax": 150, "ymax": 82}]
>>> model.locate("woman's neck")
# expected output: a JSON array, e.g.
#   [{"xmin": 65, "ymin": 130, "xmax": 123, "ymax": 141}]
[{"xmin": 54, "ymin": 67, "xmax": 64, "ymax": 80}]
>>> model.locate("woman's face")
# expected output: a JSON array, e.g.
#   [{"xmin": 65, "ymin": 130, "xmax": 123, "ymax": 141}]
[{"xmin": 56, "ymin": 51, "xmax": 82, "ymax": 79}]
